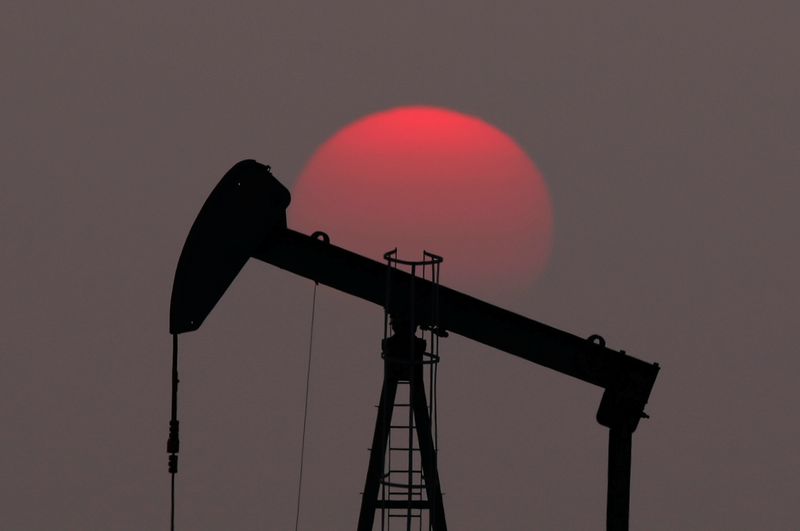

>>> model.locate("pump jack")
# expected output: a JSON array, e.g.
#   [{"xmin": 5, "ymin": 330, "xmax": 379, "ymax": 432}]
[{"xmin": 168, "ymin": 160, "xmax": 659, "ymax": 531}]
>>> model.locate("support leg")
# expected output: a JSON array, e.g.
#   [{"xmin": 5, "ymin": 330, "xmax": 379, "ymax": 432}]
[
  {"xmin": 607, "ymin": 427, "xmax": 632, "ymax": 531},
  {"xmin": 357, "ymin": 378, "xmax": 398, "ymax": 531},
  {"xmin": 410, "ymin": 376, "xmax": 447, "ymax": 531}
]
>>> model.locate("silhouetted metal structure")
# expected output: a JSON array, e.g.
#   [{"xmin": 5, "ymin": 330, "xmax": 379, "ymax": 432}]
[
  {"xmin": 356, "ymin": 250, "xmax": 446, "ymax": 531},
  {"xmin": 168, "ymin": 160, "xmax": 660, "ymax": 531}
]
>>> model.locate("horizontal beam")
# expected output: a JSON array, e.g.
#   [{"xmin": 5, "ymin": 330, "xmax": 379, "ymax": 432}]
[{"xmin": 254, "ymin": 229, "xmax": 659, "ymax": 401}]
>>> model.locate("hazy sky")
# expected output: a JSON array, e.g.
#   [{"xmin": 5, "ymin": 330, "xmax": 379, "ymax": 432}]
[{"xmin": 2, "ymin": 2, "xmax": 798, "ymax": 529}]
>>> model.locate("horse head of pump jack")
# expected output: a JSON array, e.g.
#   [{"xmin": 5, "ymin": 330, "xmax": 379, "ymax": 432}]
[{"xmin": 170, "ymin": 160, "xmax": 290, "ymax": 335}]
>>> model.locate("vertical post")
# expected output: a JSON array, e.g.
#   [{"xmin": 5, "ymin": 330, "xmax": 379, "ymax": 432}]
[{"xmin": 606, "ymin": 427, "xmax": 632, "ymax": 531}]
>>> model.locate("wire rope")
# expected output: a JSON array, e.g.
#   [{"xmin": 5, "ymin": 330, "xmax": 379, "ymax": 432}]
[
  {"xmin": 168, "ymin": 333, "xmax": 180, "ymax": 531},
  {"xmin": 294, "ymin": 282, "xmax": 318, "ymax": 531}
]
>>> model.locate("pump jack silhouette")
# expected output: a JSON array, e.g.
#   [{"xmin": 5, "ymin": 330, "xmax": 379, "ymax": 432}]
[{"xmin": 168, "ymin": 159, "xmax": 659, "ymax": 531}]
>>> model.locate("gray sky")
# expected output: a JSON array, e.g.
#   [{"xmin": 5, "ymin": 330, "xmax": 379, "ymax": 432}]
[{"xmin": 2, "ymin": 2, "xmax": 798, "ymax": 529}]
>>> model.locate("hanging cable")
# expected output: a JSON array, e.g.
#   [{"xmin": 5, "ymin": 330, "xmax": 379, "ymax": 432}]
[
  {"xmin": 295, "ymin": 282, "xmax": 318, "ymax": 531},
  {"xmin": 167, "ymin": 333, "xmax": 180, "ymax": 531}
]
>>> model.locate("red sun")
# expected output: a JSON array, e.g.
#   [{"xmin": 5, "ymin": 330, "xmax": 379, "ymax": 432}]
[{"xmin": 289, "ymin": 106, "xmax": 553, "ymax": 298}]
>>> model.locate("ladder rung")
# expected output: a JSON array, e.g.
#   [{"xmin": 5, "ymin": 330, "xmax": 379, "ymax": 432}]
[
  {"xmin": 380, "ymin": 481, "xmax": 426, "ymax": 489},
  {"xmin": 377, "ymin": 500, "xmax": 431, "ymax": 509}
]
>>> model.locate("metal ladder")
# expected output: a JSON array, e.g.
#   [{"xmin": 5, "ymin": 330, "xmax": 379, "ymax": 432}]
[{"xmin": 357, "ymin": 249, "xmax": 447, "ymax": 531}]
